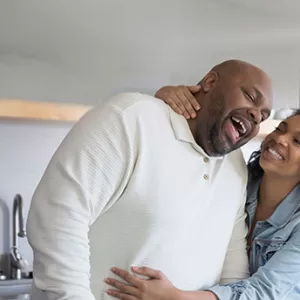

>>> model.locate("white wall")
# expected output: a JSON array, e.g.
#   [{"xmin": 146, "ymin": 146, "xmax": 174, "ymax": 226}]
[
  {"xmin": 242, "ymin": 138, "xmax": 263, "ymax": 162},
  {"xmin": 0, "ymin": 120, "xmax": 72, "ymax": 275}
]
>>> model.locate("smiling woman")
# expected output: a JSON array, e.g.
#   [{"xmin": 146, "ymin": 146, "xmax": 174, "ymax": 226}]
[{"xmin": 259, "ymin": 109, "xmax": 300, "ymax": 176}]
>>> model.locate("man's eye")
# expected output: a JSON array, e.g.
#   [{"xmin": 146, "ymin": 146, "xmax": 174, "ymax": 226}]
[{"xmin": 245, "ymin": 91, "xmax": 255, "ymax": 102}]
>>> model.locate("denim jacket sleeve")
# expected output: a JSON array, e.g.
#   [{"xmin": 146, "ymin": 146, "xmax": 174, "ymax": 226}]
[{"xmin": 207, "ymin": 225, "xmax": 300, "ymax": 300}]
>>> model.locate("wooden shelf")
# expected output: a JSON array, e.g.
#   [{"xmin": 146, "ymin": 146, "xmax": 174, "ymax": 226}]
[
  {"xmin": 0, "ymin": 99, "xmax": 281, "ymax": 137},
  {"xmin": 0, "ymin": 99, "xmax": 92, "ymax": 122}
]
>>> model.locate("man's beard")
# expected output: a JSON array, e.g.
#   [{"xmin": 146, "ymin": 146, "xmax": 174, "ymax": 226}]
[
  {"xmin": 195, "ymin": 115, "xmax": 230, "ymax": 157},
  {"xmin": 207, "ymin": 119, "xmax": 247, "ymax": 156},
  {"xmin": 207, "ymin": 122, "xmax": 231, "ymax": 156},
  {"xmin": 195, "ymin": 93, "xmax": 243, "ymax": 156},
  {"xmin": 204, "ymin": 98, "xmax": 240, "ymax": 156},
  {"xmin": 205, "ymin": 99, "xmax": 231, "ymax": 156}
]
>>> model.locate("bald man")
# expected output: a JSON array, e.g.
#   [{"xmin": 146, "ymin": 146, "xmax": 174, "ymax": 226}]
[{"xmin": 27, "ymin": 60, "xmax": 273, "ymax": 300}]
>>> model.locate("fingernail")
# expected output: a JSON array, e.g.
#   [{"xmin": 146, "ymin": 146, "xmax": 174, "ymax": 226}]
[
  {"xmin": 111, "ymin": 267, "xmax": 116, "ymax": 272},
  {"xmin": 104, "ymin": 278, "xmax": 110, "ymax": 283},
  {"xmin": 191, "ymin": 113, "xmax": 196, "ymax": 118},
  {"xmin": 106, "ymin": 290, "xmax": 112, "ymax": 295},
  {"xmin": 131, "ymin": 266, "xmax": 138, "ymax": 271},
  {"xmin": 196, "ymin": 106, "xmax": 200, "ymax": 110}
]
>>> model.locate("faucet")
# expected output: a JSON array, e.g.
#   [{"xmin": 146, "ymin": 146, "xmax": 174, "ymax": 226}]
[{"xmin": 10, "ymin": 194, "xmax": 28, "ymax": 279}]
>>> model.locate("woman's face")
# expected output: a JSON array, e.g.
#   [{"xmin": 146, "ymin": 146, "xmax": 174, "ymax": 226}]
[{"xmin": 260, "ymin": 115, "xmax": 300, "ymax": 179}]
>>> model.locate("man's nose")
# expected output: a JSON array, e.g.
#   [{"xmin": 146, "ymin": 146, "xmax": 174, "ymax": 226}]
[{"xmin": 247, "ymin": 108, "xmax": 261, "ymax": 124}]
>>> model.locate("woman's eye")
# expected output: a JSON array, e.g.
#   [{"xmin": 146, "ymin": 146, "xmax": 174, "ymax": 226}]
[
  {"xmin": 294, "ymin": 139, "xmax": 300, "ymax": 145},
  {"xmin": 275, "ymin": 126, "xmax": 281, "ymax": 132}
]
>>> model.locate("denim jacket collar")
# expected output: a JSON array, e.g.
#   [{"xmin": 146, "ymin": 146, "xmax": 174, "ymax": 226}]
[
  {"xmin": 247, "ymin": 176, "xmax": 300, "ymax": 229},
  {"xmin": 267, "ymin": 184, "xmax": 300, "ymax": 228},
  {"xmin": 246, "ymin": 177, "xmax": 261, "ymax": 228}
]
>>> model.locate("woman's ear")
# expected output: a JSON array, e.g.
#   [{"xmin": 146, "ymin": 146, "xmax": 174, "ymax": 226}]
[{"xmin": 201, "ymin": 71, "xmax": 219, "ymax": 92}]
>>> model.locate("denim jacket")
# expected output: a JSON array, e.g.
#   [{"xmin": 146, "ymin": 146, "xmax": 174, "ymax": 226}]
[{"xmin": 209, "ymin": 177, "xmax": 300, "ymax": 299}]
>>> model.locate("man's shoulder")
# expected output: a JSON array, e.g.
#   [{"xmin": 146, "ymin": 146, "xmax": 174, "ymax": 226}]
[
  {"xmin": 97, "ymin": 92, "xmax": 168, "ymax": 116},
  {"xmin": 77, "ymin": 92, "xmax": 170, "ymax": 131}
]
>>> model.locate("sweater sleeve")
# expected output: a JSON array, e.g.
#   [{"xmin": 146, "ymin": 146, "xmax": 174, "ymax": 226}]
[{"xmin": 27, "ymin": 96, "xmax": 138, "ymax": 300}]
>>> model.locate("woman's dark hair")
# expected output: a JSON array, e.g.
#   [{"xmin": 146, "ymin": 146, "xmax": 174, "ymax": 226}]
[{"xmin": 247, "ymin": 109, "xmax": 300, "ymax": 181}]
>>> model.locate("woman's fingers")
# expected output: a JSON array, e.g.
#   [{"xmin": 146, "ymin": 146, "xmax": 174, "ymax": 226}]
[
  {"xmin": 106, "ymin": 289, "xmax": 137, "ymax": 300},
  {"xmin": 177, "ymin": 88, "xmax": 197, "ymax": 118},
  {"xmin": 105, "ymin": 278, "xmax": 140, "ymax": 297},
  {"xmin": 169, "ymin": 92, "xmax": 191, "ymax": 118},
  {"xmin": 166, "ymin": 86, "xmax": 200, "ymax": 119},
  {"xmin": 155, "ymin": 85, "xmax": 201, "ymax": 119},
  {"xmin": 131, "ymin": 266, "xmax": 164, "ymax": 280},
  {"xmin": 187, "ymin": 85, "xmax": 201, "ymax": 94},
  {"xmin": 110, "ymin": 267, "xmax": 142, "ymax": 287},
  {"xmin": 163, "ymin": 94, "xmax": 184, "ymax": 115},
  {"xmin": 186, "ymin": 86, "xmax": 201, "ymax": 111}
]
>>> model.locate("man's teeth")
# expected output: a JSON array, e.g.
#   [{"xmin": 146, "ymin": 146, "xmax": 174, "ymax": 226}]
[
  {"xmin": 268, "ymin": 148, "xmax": 283, "ymax": 160},
  {"xmin": 231, "ymin": 116, "xmax": 246, "ymax": 133}
]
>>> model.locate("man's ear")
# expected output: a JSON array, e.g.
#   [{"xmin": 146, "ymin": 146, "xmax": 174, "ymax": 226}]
[{"xmin": 201, "ymin": 71, "xmax": 219, "ymax": 92}]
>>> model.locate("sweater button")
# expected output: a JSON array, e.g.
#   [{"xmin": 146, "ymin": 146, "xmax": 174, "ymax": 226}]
[
  {"xmin": 203, "ymin": 157, "xmax": 209, "ymax": 163},
  {"xmin": 203, "ymin": 174, "xmax": 209, "ymax": 180}
]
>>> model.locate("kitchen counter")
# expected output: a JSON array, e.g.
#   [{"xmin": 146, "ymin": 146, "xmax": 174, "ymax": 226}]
[{"xmin": 0, "ymin": 279, "xmax": 32, "ymax": 297}]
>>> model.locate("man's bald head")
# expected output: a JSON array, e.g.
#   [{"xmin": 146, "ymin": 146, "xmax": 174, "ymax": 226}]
[
  {"xmin": 200, "ymin": 59, "xmax": 272, "ymax": 90},
  {"xmin": 211, "ymin": 59, "xmax": 268, "ymax": 75},
  {"xmin": 191, "ymin": 59, "xmax": 273, "ymax": 156}
]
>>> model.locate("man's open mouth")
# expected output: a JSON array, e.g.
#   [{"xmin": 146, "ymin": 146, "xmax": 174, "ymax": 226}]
[{"xmin": 224, "ymin": 115, "xmax": 253, "ymax": 144}]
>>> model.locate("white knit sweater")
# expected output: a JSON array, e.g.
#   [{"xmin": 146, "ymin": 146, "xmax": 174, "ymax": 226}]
[{"xmin": 27, "ymin": 93, "xmax": 249, "ymax": 300}]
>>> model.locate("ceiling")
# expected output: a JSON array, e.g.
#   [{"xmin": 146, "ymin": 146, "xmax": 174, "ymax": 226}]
[
  {"xmin": 1, "ymin": 0, "xmax": 299, "ymax": 66},
  {"xmin": 0, "ymin": 0, "xmax": 299, "ymax": 105},
  {"xmin": 222, "ymin": 0, "xmax": 300, "ymax": 18}
]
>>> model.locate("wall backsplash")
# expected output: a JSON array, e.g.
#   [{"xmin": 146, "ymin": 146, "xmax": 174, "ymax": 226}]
[
  {"xmin": 0, "ymin": 120, "xmax": 72, "ymax": 275},
  {"xmin": 0, "ymin": 119, "xmax": 262, "ymax": 274}
]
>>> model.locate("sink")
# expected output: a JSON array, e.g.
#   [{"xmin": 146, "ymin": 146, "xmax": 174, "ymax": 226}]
[{"xmin": 0, "ymin": 279, "xmax": 32, "ymax": 297}]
